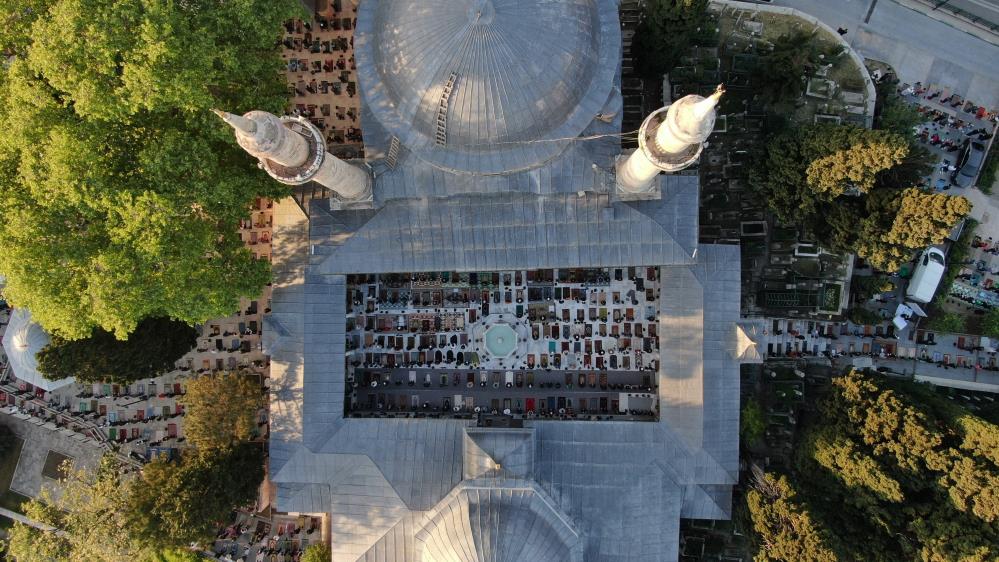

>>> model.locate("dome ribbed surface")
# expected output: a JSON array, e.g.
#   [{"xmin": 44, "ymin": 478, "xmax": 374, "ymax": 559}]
[
  {"xmin": 355, "ymin": 0, "xmax": 620, "ymax": 174},
  {"xmin": 416, "ymin": 486, "xmax": 580, "ymax": 562},
  {"xmin": 1, "ymin": 308, "xmax": 71, "ymax": 392}
]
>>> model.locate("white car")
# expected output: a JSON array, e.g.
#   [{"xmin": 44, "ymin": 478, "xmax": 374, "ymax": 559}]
[{"xmin": 905, "ymin": 247, "xmax": 946, "ymax": 304}]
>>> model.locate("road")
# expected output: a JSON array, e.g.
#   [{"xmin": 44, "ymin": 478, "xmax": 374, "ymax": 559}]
[
  {"xmin": 769, "ymin": 0, "xmax": 999, "ymax": 108},
  {"xmin": 930, "ymin": 0, "xmax": 999, "ymax": 25}
]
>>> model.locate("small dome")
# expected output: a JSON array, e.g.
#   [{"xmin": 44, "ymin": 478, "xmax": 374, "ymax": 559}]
[
  {"xmin": 355, "ymin": 0, "xmax": 620, "ymax": 174},
  {"xmin": 1, "ymin": 308, "xmax": 70, "ymax": 392}
]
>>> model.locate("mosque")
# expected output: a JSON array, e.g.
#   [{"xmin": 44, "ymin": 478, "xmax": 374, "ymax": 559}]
[{"xmin": 219, "ymin": 0, "xmax": 760, "ymax": 560}]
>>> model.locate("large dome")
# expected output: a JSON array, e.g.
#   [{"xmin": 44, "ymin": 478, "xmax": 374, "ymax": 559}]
[
  {"xmin": 355, "ymin": 0, "xmax": 621, "ymax": 175},
  {"xmin": 416, "ymin": 486, "xmax": 582, "ymax": 562}
]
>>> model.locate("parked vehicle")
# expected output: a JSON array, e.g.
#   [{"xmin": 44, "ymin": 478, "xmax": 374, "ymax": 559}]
[
  {"xmin": 953, "ymin": 141, "xmax": 986, "ymax": 188},
  {"xmin": 505, "ymin": 371, "xmax": 514, "ymax": 388},
  {"xmin": 906, "ymin": 247, "xmax": 946, "ymax": 304}
]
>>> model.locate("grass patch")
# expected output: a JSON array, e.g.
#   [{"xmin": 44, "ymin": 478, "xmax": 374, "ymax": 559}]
[{"xmin": 977, "ymin": 144, "xmax": 997, "ymax": 194}]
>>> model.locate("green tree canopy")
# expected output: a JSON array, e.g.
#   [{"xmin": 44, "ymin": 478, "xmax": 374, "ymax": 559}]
[
  {"xmin": 851, "ymin": 274, "xmax": 894, "ymax": 302},
  {"xmin": 751, "ymin": 123, "xmax": 909, "ymax": 224},
  {"xmin": 36, "ymin": 317, "xmax": 197, "ymax": 384},
  {"xmin": 752, "ymin": 123, "xmax": 966, "ymax": 272},
  {"xmin": 982, "ymin": 309, "xmax": 999, "ymax": 339},
  {"xmin": 851, "ymin": 188, "xmax": 969, "ymax": 272},
  {"xmin": 770, "ymin": 371, "xmax": 999, "ymax": 562},
  {"xmin": 127, "ymin": 443, "xmax": 264, "ymax": 549},
  {"xmin": 144, "ymin": 550, "xmax": 205, "ymax": 562},
  {"xmin": 0, "ymin": 0, "xmax": 303, "ymax": 339},
  {"xmin": 301, "ymin": 543, "xmax": 333, "ymax": 562},
  {"xmin": 5, "ymin": 456, "xmax": 153, "ymax": 562},
  {"xmin": 746, "ymin": 472, "xmax": 841, "ymax": 562},
  {"xmin": 926, "ymin": 312, "xmax": 966, "ymax": 334},
  {"xmin": 846, "ymin": 306, "xmax": 880, "ymax": 326},
  {"xmin": 883, "ymin": 189, "xmax": 971, "ymax": 248},
  {"xmin": 180, "ymin": 372, "xmax": 265, "ymax": 452},
  {"xmin": 875, "ymin": 84, "xmax": 924, "ymax": 137},
  {"xmin": 634, "ymin": 0, "xmax": 708, "ymax": 78},
  {"xmin": 754, "ymin": 32, "xmax": 830, "ymax": 104},
  {"xmin": 741, "ymin": 398, "xmax": 766, "ymax": 446}
]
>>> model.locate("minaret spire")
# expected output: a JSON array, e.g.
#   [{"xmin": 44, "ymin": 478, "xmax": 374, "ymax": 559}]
[
  {"xmin": 214, "ymin": 109, "xmax": 372, "ymax": 203},
  {"xmin": 617, "ymin": 85, "xmax": 724, "ymax": 195},
  {"xmin": 212, "ymin": 109, "xmax": 258, "ymax": 136}
]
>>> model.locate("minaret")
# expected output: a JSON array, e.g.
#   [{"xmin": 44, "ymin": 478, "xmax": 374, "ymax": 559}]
[
  {"xmin": 214, "ymin": 109, "xmax": 372, "ymax": 202},
  {"xmin": 616, "ymin": 85, "xmax": 724, "ymax": 194}
]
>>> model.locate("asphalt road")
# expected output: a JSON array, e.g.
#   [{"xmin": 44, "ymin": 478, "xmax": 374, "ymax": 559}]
[{"xmin": 770, "ymin": 0, "xmax": 999, "ymax": 107}]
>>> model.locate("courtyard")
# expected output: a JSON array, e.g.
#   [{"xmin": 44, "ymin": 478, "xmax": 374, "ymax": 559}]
[{"xmin": 345, "ymin": 267, "xmax": 663, "ymax": 421}]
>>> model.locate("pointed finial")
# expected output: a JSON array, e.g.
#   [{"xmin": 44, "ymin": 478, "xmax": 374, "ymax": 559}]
[
  {"xmin": 212, "ymin": 109, "xmax": 258, "ymax": 135},
  {"xmin": 691, "ymin": 85, "xmax": 725, "ymax": 122}
]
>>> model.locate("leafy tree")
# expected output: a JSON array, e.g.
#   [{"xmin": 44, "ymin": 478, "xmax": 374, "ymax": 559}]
[
  {"xmin": 779, "ymin": 371, "xmax": 999, "ymax": 562},
  {"xmin": 852, "ymin": 188, "xmax": 968, "ymax": 272},
  {"xmin": 883, "ymin": 189, "xmax": 970, "ymax": 249},
  {"xmin": 36, "ymin": 317, "xmax": 197, "ymax": 384},
  {"xmin": 981, "ymin": 309, "xmax": 999, "ymax": 339},
  {"xmin": 6, "ymin": 456, "xmax": 153, "ymax": 562},
  {"xmin": 0, "ymin": 0, "xmax": 303, "ymax": 339},
  {"xmin": 806, "ymin": 139, "xmax": 907, "ymax": 197},
  {"xmin": 180, "ymin": 372, "xmax": 264, "ymax": 452},
  {"xmin": 978, "ymin": 145, "xmax": 998, "ymax": 194},
  {"xmin": 301, "ymin": 543, "xmax": 332, "ymax": 562},
  {"xmin": 875, "ymin": 83, "xmax": 923, "ymax": 137},
  {"xmin": 741, "ymin": 398, "xmax": 766, "ymax": 446},
  {"xmin": 851, "ymin": 274, "xmax": 894, "ymax": 302},
  {"xmin": 144, "ymin": 549, "xmax": 205, "ymax": 562},
  {"xmin": 807, "ymin": 428, "xmax": 904, "ymax": 503},
  {"xmin": 634, "ymin": 0, "xmax": 708, "ymax": 78},
  {"xmin": 846, "ymin": 307, "xmax": 880, "ymax": 326},
  {"xmin": 746, "ymin": 472, "xmax": 841, "ymax": 562},
  {"xmin": 127, "ymin": 444, "xmax": 264, "ymax": 549},
  {"xmin": 753, "ymin": 123, "xmax": 966, "ymax": 273},
  {"xmin": 750, "ymin": 123, "xmax": 909, "ymax": 225},
  {"xmin": 754, "ymin": 32, "xmax": 830, "ymax": 104},
  {"xmin": 0, "ymin": 0, "xmax": 50, "ymax": 53},
  {"xmin": 926, "ymin": 312, "xmax": 965, "ymax": 334}
]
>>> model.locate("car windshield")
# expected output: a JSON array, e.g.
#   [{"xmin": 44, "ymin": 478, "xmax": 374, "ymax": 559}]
[{"xmin": 928, "ymin": 252, "xmax": 945, "ymax": 265}]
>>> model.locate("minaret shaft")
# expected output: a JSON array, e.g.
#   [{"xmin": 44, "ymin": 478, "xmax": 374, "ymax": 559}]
[
  {"xmin": 215, "ymin": 109, "xmax": 372, "ymax": 202},
  {"xmin": 616, "ymin": 85, "xmax": 724, "ymax": 194}
]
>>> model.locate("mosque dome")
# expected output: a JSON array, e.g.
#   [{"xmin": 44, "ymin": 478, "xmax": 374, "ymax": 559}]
[
  {"xmin": 416, "ymin": 486, "xmax": 581, "ymax": 562},
  {"xmin": 354, "ymin": 0, "xmax": 620, "ymax": 175}
]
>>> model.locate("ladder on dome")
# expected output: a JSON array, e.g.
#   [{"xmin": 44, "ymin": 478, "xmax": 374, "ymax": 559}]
[
  {"xmin": 385, "ymin": 136, "xmax": 401, "ymax": 169},
  {"xmin": 436, "ymin": 72, "xmax": 459, "ymax": 146}
]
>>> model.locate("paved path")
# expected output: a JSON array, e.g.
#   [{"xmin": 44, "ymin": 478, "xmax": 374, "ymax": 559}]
[
  {"xmin": 759, "ymin": 317, "xmax": 999, "ymax": 391},
  {"xmin": 772, "ymin": 0, "xmax": 999, "ymax": 108},
  {"xmin": 0, "ymin": 506, "xmax": 65, "ymax": 535}
]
